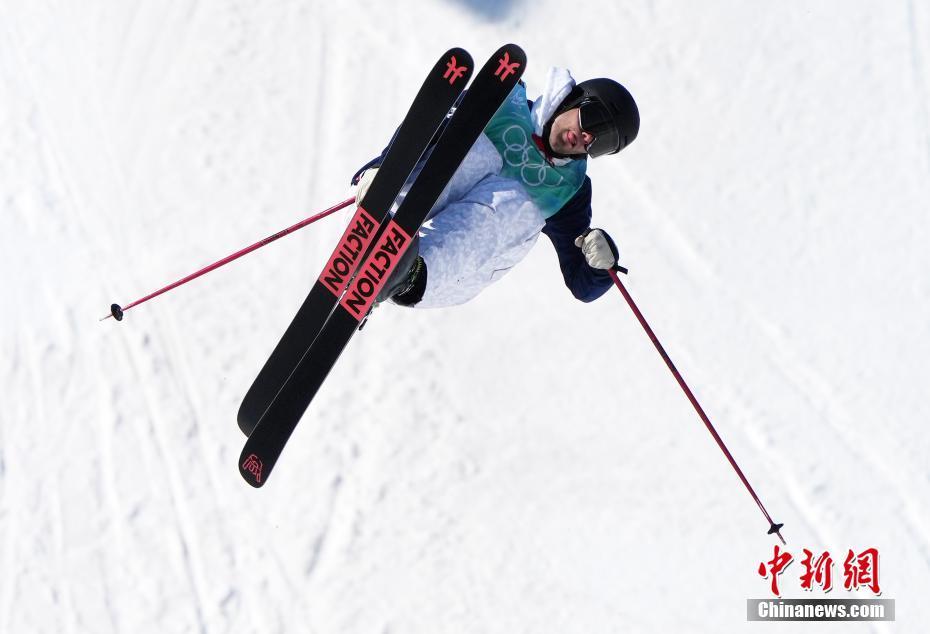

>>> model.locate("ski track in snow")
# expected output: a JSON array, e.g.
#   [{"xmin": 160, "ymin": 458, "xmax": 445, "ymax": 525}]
[{"xmin": 2, "ymin": 1, "xmax": 930, "ymax": 632}]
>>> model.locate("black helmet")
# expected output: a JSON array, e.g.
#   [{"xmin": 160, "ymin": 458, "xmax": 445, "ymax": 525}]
[{"xmin": 554, "ymin": 78, "xmax": 640, "ymax": 158}]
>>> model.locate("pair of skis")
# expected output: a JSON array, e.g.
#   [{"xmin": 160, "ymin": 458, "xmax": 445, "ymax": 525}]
[{"xmin": 238, "ymin": 44, "xmax": 527, "ymax": 487}]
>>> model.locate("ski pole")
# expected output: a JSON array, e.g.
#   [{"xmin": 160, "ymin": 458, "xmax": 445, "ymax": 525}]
[
  {"xmin": 607, "ymin": 265, "xmax": 785, "ymax": 544},
  {"xmin": 101, "ymin": 197, "xmax": 355, "ymax": 322}
]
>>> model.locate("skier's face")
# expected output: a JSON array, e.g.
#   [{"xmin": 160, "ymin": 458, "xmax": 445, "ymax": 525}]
[{"xmin": 548, "ymin": 108, "xmax": 595, "ymax": 156}]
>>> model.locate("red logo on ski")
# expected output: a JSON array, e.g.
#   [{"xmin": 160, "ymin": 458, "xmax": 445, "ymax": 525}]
[
  {"xmin": 495, "ymin": 51, "xmax": 521, "ymax": 82},
  {"xmin": 320, "ymin": 206, "xmax": 379, "ymax": 297},
  {"xmin": 340, "ymin": 218, "xmax": 412, "ymax": 320},
  {"xmin": 242, "ymin": 453, "xmax": 264, "ymax": 484},
  {"xmin": 444, "ymin": 56, "xmax": 468, "ymax": 84}
]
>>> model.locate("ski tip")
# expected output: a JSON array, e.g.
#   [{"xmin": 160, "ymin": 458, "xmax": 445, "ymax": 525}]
[
  {"xmin": 433, "ymin": 47, "xmax": 474, "ymax": 88},
  {"xmin": 478, "ymin": 44, "xmax": 526, "ymax": 85},
  {"xmin": 444, "ymin": 46, "xmax": 472, "ymax": 62},
  {"xmin": 494, "ymin": 43, "xmax": 527, "ymax": 61}
]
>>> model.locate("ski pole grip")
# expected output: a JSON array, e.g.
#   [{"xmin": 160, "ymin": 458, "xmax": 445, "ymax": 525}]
[{"xmin": 580, "ymin": 228, "xmax": 628, "ymax": 274}]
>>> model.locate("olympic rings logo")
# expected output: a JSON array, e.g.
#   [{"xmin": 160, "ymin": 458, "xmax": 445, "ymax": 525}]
[{"xmin": 500, "ymin": 125, "xmax": 565, "ymax": 188}]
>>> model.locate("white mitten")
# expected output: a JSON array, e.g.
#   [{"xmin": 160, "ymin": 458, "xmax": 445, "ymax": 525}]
[
  {"xmin": 574, "ymin": 229, "xmax": 617, "ymax": 270},
  {"xmin": 355, "ymin": 167, "xmax": 379, "ymax": 204}
]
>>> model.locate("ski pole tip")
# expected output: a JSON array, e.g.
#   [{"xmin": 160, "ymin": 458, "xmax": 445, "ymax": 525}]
[
  {"xmin": 768, "ymin": 522, "xmax": 786, "ymax": 544},
  {"xmin": 109, "ymin": 303, "xmax": 124, "ymax": 322}
]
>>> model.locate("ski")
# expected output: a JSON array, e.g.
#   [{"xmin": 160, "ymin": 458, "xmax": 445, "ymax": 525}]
[
  {"xmin": 239, "ymin": 44, "xmax": 527, "ymax": 487},
  {"xmin": 237, "ymin": 47, "xmax": 473, "ymax": 436}
]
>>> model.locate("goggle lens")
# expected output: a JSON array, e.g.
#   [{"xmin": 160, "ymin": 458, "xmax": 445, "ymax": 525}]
[{"xmin": 579, "ymin": 100, "xmax": 620, "ymax": 158}]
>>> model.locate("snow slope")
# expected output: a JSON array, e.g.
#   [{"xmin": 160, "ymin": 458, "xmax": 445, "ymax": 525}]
[{"xmin": 2, "ymin": 1, "xmax": 929, "ymax": 632}]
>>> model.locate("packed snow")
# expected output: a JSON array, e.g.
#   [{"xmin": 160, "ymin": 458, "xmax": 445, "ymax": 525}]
[{"xmin": 2, "ymin": 1, "xmax": 929, "ymax": 632}]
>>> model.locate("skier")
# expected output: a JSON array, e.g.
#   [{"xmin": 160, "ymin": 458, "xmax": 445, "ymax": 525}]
[{"xmin": 352, "ymin": 68, "xmax": 640, "ymax": 308}]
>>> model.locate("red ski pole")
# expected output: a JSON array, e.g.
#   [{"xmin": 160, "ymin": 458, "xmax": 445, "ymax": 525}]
[
  {"xmin": 101, "ymin": 197, "xmax": 355, "ymax": 322},
  {"xmin": 608, "ymin": 265, "xmax": 785, "ymax": 544}
]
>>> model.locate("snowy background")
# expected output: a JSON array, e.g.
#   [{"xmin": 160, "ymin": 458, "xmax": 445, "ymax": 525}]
[{"xmin": 3, "ymin": 0, "xmax": 929, "ymax": 632}]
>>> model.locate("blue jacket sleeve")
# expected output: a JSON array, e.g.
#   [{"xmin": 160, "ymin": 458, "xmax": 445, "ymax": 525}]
[
  {"xmin": 541, "ymin": 176, "xmax": 616, "ymax": 302},
  {"xmin": 351, "ymin": 155, "xmax": 383, "ymax": 185}
]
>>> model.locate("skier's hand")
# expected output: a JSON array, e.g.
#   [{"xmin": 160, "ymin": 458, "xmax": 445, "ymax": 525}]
[
  {"xmin": 355, "ymin": 167, "xmax": 379, "ymax": 204},
  {"xmin": 574, "ymin": 228, "xmax": 618, "ymax": 270}
]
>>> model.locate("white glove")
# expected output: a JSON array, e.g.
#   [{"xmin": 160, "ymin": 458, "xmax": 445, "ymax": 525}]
[
  {"xmin": 355, "ymin": 167, "xmax": 379, "ymax": 204},
  {"xmin": 574, "ymin": 229, "xmax": 616, "ymax": 270}
]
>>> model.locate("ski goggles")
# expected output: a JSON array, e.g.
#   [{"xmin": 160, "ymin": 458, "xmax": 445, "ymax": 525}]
[{"xmin": 579, "ymin": 99, "xmax": 621, "ymax": 158}]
